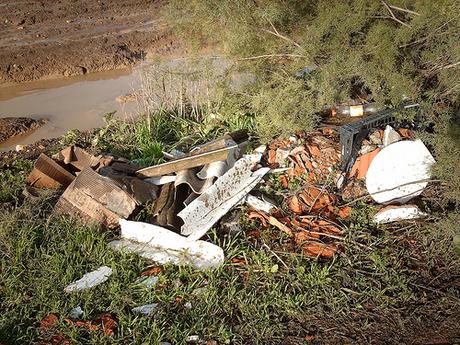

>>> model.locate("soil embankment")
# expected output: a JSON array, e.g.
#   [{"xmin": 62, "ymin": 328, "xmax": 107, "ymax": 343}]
[
  {"xmin": 0, "ymin": 0, "xmax": 180, "ymax": 84},
  {"xmin": 0, "ymin": 117, "xmax": 46, "ymax": 144}
]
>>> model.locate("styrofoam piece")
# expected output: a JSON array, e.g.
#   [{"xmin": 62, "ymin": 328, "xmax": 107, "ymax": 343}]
[
  {"xmin": 366, "ymin": 140, "xmax": 435, "ymax": 204},
  {"xmin": 374, "ymin": 205, "xmax": 427, "ymax": 224},
  {"xmin": 383, "ymin": 125, "xmax": 401, "ymax": 147},
  {"xmin": 64, "ymin": 266, "xmax": 112, "ymax": 293},
  {"xmin": 178, "ymin": 154, "xmax": 268, "ymax": 240},
  {"xmin": 145, "ymin": 175, "xmax": 176, "ymax": 186},
  {"xmin": 113, "ymin": 220, "xmax": 225, "ymax": 270},
  {"xmin": 245, "ymin": 195, "xmax": 276, "ymax": 214},
  {"xmin": 132, "ymin": 303, "xmax": 158, "ymax": 316}
]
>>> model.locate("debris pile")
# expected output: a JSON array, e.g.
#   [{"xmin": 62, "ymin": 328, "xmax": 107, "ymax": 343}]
[{"xmin": 24, "ymin": 108, "xmax": 437, "ymax": 272}]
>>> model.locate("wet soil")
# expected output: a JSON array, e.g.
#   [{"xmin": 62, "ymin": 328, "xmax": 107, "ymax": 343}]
[
  {"xmin": 0, "ymin": 0, "xmax": 181, "ymax": 84},
  {"xmin": 0, "ymin": 117, "xmax": 46, "ymax": 143}
]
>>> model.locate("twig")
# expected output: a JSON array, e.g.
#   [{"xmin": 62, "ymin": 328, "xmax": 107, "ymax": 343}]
[
  {"xmin": 381, "ymin": 1, "xmax": 411, "ymax": 28},
  {"xmin": 262, "ymin": 19, "xmax": 303, "ymax": 49},
  {"xmin": 388, "ymin": 4, "xmax": 420, "ymax": 16},
  {"xmin": 238, "ymin": 53, "xmax": 306, "ymax": 61},
  {"xmin": 439, "ymin": 61, "xmax": 460, "ymax": 70},
  {"xmin": 263, "ymin": 243, "xmax": 289, "ymax": 269}
]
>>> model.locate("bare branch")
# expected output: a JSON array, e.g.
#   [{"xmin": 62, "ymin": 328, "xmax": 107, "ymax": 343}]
[
  {"xmin": 238, "ymin": 53, "xmax": 306, "ymax": 61},
  {"xmin": 440, "ymin": 61, "xmax": 460, "ymax": 70},
  {"xmin": 382, "ymin": 1, "xmax": 411, "ymax": 28},
  {"xmin": 388, "ymin": 4, "xmax": 420, "ymax": 16},
  {"xmin": 262, "ymin": 18, "xmax": 303, "ymax": 49}
]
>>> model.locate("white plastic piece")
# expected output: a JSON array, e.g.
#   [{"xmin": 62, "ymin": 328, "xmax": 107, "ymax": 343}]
[
  {"xmin": 245, "ymin": 195, "xmax": 276, "ymax": 214},
  {"xmin": 366, "ymin": 140, "xmax": 435, "ymax": 204},
  {"xmin": 132, "ymin": 303, "xmax": 158, "ymax": 316},
  {"xmin": 69, "ymin": 306, "xmax": 83, "ymax": 319},
  {"xmin": 383, "ymin": 125, "xmax": 401, "ymax": 147},
  {"xmin": 113, "ymin": 220, "xmax": 225, "ymax": 270},
  {"xmin": 178, "ymin": 154, "xmax": 269, "ymax": 240},
  {"xmin": 145, "ymin": 175, "xmax": 176, "ymax": 186},
  {"xmin": 64, "ymin": 266, "xmax": 112, "ymax": 293},
  {"xmin": 374, "ymin": 205, "xmax": 427, "ymax": 224}
]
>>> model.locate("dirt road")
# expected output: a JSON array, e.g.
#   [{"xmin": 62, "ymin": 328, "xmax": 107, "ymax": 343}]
[{"xmin": 0, "ymin": 0, "xmax": 180, "ymax": 84}]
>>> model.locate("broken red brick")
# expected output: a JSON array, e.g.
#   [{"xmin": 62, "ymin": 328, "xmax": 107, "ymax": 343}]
[{"xmin": 350, "ymin": 148, "xmax": 380, "ymax": 179}]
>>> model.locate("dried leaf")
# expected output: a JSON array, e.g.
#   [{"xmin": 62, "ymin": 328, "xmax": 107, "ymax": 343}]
[
  {"xmin": 268, "ymin": 216, "xmax": 293, "ymax": 236},
  {"xmin": 295, "ymin": 231, "xmax": 320, "ymax": 244},
  {"xmin": 248, "ymin": 211, "xmax": 269, "ymax": 228},
  {"xmin": 141, "ymin": 266, "xmax": 163, "ymax": 276},
  {"xmin": 279, "ymin": 175, "xmax": 289, "ymax": 188},
  {"xmin": 337, "ymin": 206, "xmax": 352, "ymax": 219},
  {"xmin": 398, "ymin": 128, "xmax": 413, "ymax": 138},
  {"xmin": 268, "ymin": 149, "xmax": 277, "ymax": 165},
  {"xmin": 302, "ymin": 242, "xmax": 337, "ymax": 257},
  {"xmin": 307, "ymin": 144, "xmax": 321, "ymax": 157},
  {"xmin": 64, "ymin": 313, "xmax": 116, "ymax": 336},
  {"xmin": 231, "ymin": 257, "xmax": 247, "ymax": 265},
  {"xmin": 288, "ymin": 195, "xmax": 302, "ymax": 214}
]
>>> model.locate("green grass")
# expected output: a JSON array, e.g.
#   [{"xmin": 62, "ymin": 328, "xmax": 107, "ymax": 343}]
[{"xmin": 1, "ymin": 113, "xmax": 459, "ymax": 344}]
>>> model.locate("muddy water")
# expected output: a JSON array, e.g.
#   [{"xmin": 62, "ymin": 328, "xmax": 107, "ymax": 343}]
[{"xmin": 0, "ymin": 65, "xmax": 148, "ymax": 150}]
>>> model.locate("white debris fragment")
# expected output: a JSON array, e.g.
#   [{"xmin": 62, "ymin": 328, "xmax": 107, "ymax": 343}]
[
  {"xmin": 366, "ymin": 140, "xmax": 436, "ymax": 204},
  {"xmin": 245, "ymin": 195, "xmax": 276, "ymax": 214},
  {"xmin": 145, "ymin": 175, "xmax": 177, "ymax": 186},
  {"xmin": 178, "ymin": 154, "xmax": 269, "ymax": 240},
  {"xmin": 275, "ymin": 148, "xmax": 290, "ymax": 167},
  {"xmin": 254, "ymin": 145, "xmax": 267, "ymax": 154},
  {"xmin": 383, "ymin": 125, "xmax": 402, "ymax": 147},
  {"xmin": 110, "ymin": 220, "xmax": 225, "ymax": 270},
  {"xmin": 69, "ymin": 306, "xmax": 84, "ymax": 319},
  {"xmin": 374, "ymin": 205, "xmax": 427, "ymax": 224},
  {"xmin": 135, "ymin": 276, "xmax": 159, "ymax": 289},
  {"xmin": 64, "ymin": 266, "xmax": 112, "ymax": 293},
  {"xmin": 132, "ymin": 303, "xmax": 158, "ymax": 316}
]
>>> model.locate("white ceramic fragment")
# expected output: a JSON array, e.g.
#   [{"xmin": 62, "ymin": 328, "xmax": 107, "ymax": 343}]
[
  {"xmin": 64, "ymin": 266, "xmax": 112, "ymax": 293},
  {"xmin": 366, "ymin": 140, "xmax": 435, "ymax": 204},
  {"xmin": 245, "ymin": 195, "xmax": 276, "ymax": 214},
  {"xmin": 111, "ymin": 220, "xmax": 225, "ymax": 270},
  {"xmin": 383, "ymin": 125, "xmax": 402, "ymax": 147},
  {"xmin": 178, "ymin": 154, "xmax": 268, "ymax": 240},
  {"xmin": 132, "ymin": 303, "xmax": 158, "ymax": 316},
  {"xmin": 374, "ymin": 205, "xmax": 427, "ymax": 224}
]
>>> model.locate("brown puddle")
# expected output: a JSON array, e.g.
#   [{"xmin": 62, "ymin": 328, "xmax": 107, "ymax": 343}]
[{"xmin": 0, "ymin": 64, "xmax": 147, "ymax": 151}]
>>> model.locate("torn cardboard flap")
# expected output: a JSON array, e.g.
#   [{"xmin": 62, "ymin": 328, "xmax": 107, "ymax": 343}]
[
  {"xmin": 53, "ymin": 146, "xmax": 113, "ymax": 172},
  {"xmin": 54, "ymin": 168, "xmax": 138, "ymax": 228},
  {"xmin": 26, "ymin": 153, "xmax": 75, "ymax": 189}
]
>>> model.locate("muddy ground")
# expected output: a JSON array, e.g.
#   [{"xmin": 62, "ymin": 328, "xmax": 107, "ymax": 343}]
[{"xmin": 0, "ymin": 0, "xmax": 181, "ymax": 84}]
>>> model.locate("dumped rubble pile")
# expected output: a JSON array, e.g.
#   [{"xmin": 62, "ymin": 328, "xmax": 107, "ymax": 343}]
[{"xmin": 24, "ymin": 112, "xmax": 436, "ymax": 274}]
